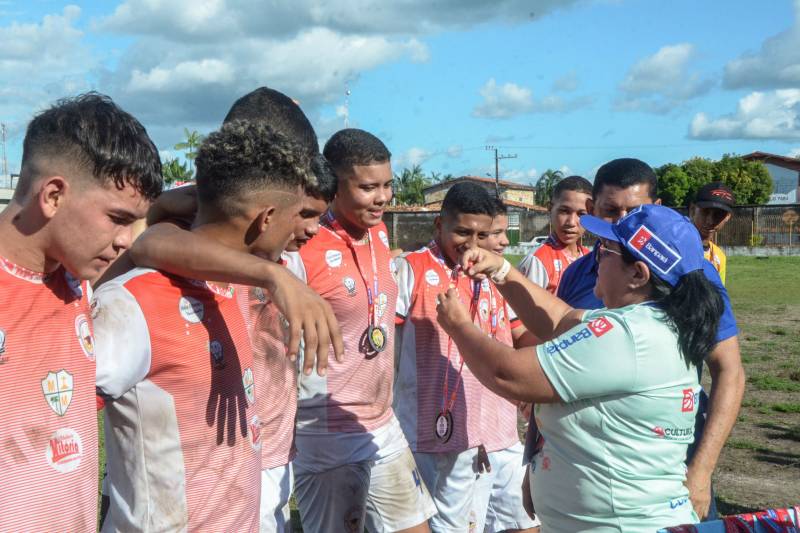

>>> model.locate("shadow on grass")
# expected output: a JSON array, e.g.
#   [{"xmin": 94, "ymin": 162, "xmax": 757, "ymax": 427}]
[
  {"xmin": 716, "ymin": 497, "xmax": 755, "ymax": 517},
  {"xmin": 755, "ymin": 422, "xmax": 800, "ymax": 442}
]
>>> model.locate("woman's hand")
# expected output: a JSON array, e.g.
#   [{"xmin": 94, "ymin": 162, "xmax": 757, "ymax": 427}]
[
  {"xmin": 460, "ymin": 247, "xmax": 505, "ymax": 280},
  {"xmin": 436, "ymin": 289, "xmax": 472, "ymax": 335}
]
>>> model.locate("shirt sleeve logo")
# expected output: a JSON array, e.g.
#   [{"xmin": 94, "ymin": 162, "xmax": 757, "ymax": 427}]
[
  {"xmin": 681, "ymin": 388, "xmax": 697, "ymax": 412},
  {"xmin": 74, "ymin": 314, "xmax": 95, "ymax": 361},
  {"xmin": 41, "ymin": 370, "xmax": 74, "ymax": 416},
  {"xmin": 325, "ymin": 250, "xmax": 343, "ymax": 268},
  {"xmin": 587, "ymin": 317, "xmax": 614, "ymax": 337}
]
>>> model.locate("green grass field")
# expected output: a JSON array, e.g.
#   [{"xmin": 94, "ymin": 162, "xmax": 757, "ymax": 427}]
[{"xmin": 97, "ymin": 256, "xmax": 800, "ymax": 527}]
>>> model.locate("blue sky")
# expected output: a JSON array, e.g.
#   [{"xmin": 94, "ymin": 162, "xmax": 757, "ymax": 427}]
[{"xmin": 1, "ymin": 0, "xmax": 799, "ymax": 184}]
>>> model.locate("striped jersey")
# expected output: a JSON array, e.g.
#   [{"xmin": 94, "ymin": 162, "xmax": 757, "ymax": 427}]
[
  {"xmin": 394, "ymin": 244, "xmax": 520, "ymax": 453},
  {"xmin": 0, "ymin": 258, "xmax": 98, "ymax": 533},
  {"xmin": 94, "ymin": 269, "xmax": 261, "ymax": 532},
  {"xmin": 247, "ymin": 282, "xmax": 298, "ymax": 469},
  {"xmin": 518, "ymin": 236, "xmax": 589, "ymax": 294},
  {"xmin": 288, "ymin": 219, "xmax": 398, "ymax": 435}
]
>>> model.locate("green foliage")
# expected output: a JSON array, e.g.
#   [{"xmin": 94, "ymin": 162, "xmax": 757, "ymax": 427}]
[
  {"xmin": 655, "ymin": 154, "xmax": 773, "ymax": 206},
  {"xmin": 393, "ymin": 165, "xmax": 432, "ymax": 205},
  {"xmin": 748, "ymin": 374, "xmax": 800, "ymax": 393},
  {"xmin": 174, "ymin": 128, "xmax": 205, "ymax": 172},
  {"xmin": 161, "ymin": 158, "xmax": 192, "ymax": 185},
  {"xmin": 533, "ymin": 169, "xmax": 564, "ymax": 206}
]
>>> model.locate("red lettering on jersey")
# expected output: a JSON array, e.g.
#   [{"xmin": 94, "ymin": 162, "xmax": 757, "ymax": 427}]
[
  {"xmin": 587, "ymin": 317, "xmax": 614, "ymax": 337},
  {"xmin": 681, "ymin": 388, "xmax": 695, "ymax": 412},
  {"xmin": 50, "ymin": 436, "xmax": 80, "ymax": 464}
]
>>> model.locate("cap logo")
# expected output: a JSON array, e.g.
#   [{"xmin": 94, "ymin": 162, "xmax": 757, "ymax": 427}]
[
  {"xmin": 627, "ymin": 225, "xmax": 682, "ymax": 275},
  {"xmin": 710, "ymin": 189, "xmax": 733, "ymax": 201}
]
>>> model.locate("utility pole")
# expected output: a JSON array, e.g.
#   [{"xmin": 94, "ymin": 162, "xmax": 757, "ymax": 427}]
[
  {"xmin": 485, "ymin": 145, "xmax": 517, "ymax": 197},
  {"xmin": 343, "ymin": 84, "xmax": 351, "ymax": 128}
]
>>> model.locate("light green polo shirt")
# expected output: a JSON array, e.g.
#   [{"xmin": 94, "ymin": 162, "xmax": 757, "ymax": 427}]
[{"xmin": 533, "ymin": 303, "xmax": 701, "ymax": 533}]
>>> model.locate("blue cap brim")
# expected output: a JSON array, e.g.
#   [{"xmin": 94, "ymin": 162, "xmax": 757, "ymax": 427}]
[{"xmin": 580, "ymin": 214, "xmax": 622, "ymax": 244}]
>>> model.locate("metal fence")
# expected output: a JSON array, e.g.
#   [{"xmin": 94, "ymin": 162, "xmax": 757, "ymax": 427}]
[{"xmin": 384, "ymin": 204, "xmax": 800, "ymax": 251}]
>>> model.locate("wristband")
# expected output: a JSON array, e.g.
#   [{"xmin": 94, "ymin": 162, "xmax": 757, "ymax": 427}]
[{"xmin": 491, "ymin": 259, "xmax": 511, "ymax": 284}]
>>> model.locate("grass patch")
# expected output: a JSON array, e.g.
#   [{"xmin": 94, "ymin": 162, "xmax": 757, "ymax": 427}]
[
  {"xmin": 748, "ymin": 375, "xmax": 800, "ymax": 392},
  {"xmin": 768, "ymin": 327, "xmax": 788, "ymax": 336},
  {"xmin": 769, "ymin": 403, "xmax": 800, "ymax": 414},
  {"xmin": 726, "ymin": 439, "xmax": 771, "ymax": 453}
]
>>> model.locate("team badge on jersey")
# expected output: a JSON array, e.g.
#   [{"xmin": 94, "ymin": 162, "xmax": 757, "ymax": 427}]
[
  {"xmin": 41, "ymin": 370, "xmax": 74, "ymax": 416},
  {"xmin": 424, "ymin": 269, "xmax": 440, "ymax": 287},
  {"xmin": 378, "ymin": 230, "xmax": 390, "ymax": 248},
  {"xmin": 46, "ymin": 428, "xmax": 83, "ymax": 473},
  {"xmin": 242, "ymin": 367, "xmax": 255, "ymax": 404},
  {"xmin": 179, "ymin": 296, "xmax": 204, "ymax": 323},
  {"xmin": 74, "ymin": 314, "xmax": 94, "ymax": 361},
  {"xmin": 325, "ymin": 250, "xmax": 343, "ymax": 268},
  {"xmin": 343, "ymin": 276, "xmax": 357, "ymax": 296},
  {"xmin": 209, "ymin": 340, "xmax": 225, "ymax": 369},
  {"xmin": 248, "ymin": 415, "xmax": 262, "ymax": 451}
]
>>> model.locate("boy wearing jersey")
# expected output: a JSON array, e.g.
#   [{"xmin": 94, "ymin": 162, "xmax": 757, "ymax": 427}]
[
  {"xmin": 473, "ymin": 201, "xmax": 540, "ymax": 533},
  {"xmin": 394, "ymin": 183, "xmax": 529, "ymax": 533},
  {"xmin": 93, "ymin": 121, "xmax": 312, "ymax": 532},
  {"xmin": 0, "ymin": 93, "xmax": 161, "ymax": 532},
  {"xmin": 690, "ymin": 182, "xmax": 735, "ymax": 285},
  {"xmin": 518, "ymin": 176, "xmax": 591, "ymax": 294},
  {"xmin": 290, "ymin": 128, "xmax": 436, "ymax": 533}
]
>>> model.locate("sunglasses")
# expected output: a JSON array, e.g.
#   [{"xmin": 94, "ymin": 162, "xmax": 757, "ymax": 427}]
[{"xmin": 596, "ymin": 241, "xmax": 624, "ymax": 263}]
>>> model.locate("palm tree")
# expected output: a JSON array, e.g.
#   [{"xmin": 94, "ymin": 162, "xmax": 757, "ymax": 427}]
[
  {"xmin": 174, "ymin": 129, "xmax": 204, "ymax": 174},
  {"xmin": 393, "ymin": 165, "xmax": 431, "ymax": 205},
  {"xmin": 534, "ymin": 169, "xmax": 564, "ymax": 206},
  {"xmin": 162, "ymin": 158, "xmax": 193, "ymax": 186}
]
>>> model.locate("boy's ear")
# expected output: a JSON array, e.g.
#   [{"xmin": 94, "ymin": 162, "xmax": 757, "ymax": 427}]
[{"xmin": 586, "ymin": 197, "xmax": 595, "ymax": 216}]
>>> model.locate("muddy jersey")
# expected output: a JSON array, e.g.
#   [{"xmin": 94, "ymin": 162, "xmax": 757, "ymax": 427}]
[
  {"xmin": 94, "ymin": 268, "xmax": 261, "ymax": 532},
  {"xmin": 290, "ymin": 219, "xmax": 398, "ymax": 435},
  {"xmin": 518, "ymin": 236, "xmax": 589, "ymax": 294},
  {"xmin": 0, "ymin": 258, "xmax": 98, "ymax": 533},
  {"xmin": 394, "ymin": 244, "xmax": 519, "ymax": 454},
  {"xmin": 248, "ymin": 280, "xmax": 298, "ymax": 470}
]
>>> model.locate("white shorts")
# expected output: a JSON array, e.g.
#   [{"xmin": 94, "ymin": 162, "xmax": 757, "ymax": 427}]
[
  {"xmin": 414, "ymin": 448, "xmax": 486, "ymax": 533},
  {"xmin": 294, "ymin": 446, "xmax": 436, "ymax": 532},
  {"xmin": 260, "ymin": 464, "xmax": 293, "ymax": 533},
  {"xmin": 472, "ymin": 443, "xmax": 540, "ymax": 532}
]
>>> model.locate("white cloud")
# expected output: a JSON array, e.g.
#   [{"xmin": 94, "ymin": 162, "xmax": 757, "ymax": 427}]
[
  {"xmin": 395, "ymin": 147, "xmax": 431, "ymax": 168},
  {"xmin": 559, "ymin": 165, "xmax": 571, "ymax": 175},
  {"xmin": 446, "ymin": 145, "xmax": 463, "ymax": 158},
  {"xmin": 504, "ymin": 167, "xmax": 538, "ymax": 182},
  {"xmin": 689, "ymin": 89, "xmax": 800, "ymax": 140},
  {"xmin": 723, "ymin": 1, "xmax": 800, "ymax": 90},
  {"xmin": 552, "ymin": 71, "xmax": 578, "ymax": 92},
  {"xmin": 787, "ymin": 147, "xmax": 800, "ymax": 158},
  {"xmin": 616, "ymin": 43, "xmax": 714, "ymax": 114},
  {"xmin": 472, "ymin": 78, "xmax": 592, "ymax": 119}
]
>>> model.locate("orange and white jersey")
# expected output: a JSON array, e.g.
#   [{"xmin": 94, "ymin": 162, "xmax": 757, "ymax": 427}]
[
  {"xmin": 518, "ymin": 236, "xmax": 589, "ymax": 294},
  {"xmin": 289, "ymin": 219, "xmax": 398, "ymax": 436},
  {"xmin": 394, "ymin": 244, "xmax": 519, "ymax": 454},
  {"xmin": 93, "ymin": 269, "xmax": 261, "ymax": 532},
  {"xmin": 248, "ymin": 283, "xmax": 298, "ymax": 470},
  {"xmin": 0, "ymin": 258, "xmax": 98, "ymax": 533}
]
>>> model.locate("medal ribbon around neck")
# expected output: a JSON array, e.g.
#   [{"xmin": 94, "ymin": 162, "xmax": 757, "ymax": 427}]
[{"xmin": 323, "ymin": 211, "xmax": 382, "ymax": 335}]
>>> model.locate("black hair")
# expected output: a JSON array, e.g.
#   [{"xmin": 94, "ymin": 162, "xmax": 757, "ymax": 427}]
[
  {"xmin": 19, "ymin": 92, "xmax": 162, "ymax": 200},
  {"xmin": 310, "ymin": 154, "xmax": 337, "ymax": 203},
  {"xmin": 323, "ymin": 128, "xmax": 391, "ymax": 175},
  {"xmin": 592, "ymin": 158, "xmax": 657, "ymax": 201},
  {"xmin": 618, "ymin": 247, "xmax": 722, "ymax": 367},
  {"xmin": 441, "ymin": 182, "xmax": 496, "ymax": 219},
  {"xmin": 492, "ymin": 197, "xmax": 508, "ymax": 216},
  {"xmin": 223, "ymin": 87, "xmax": 319, "ymax": 156},
  {"xmin": 195, "ymin": 120, "xmax": 314, "ymax": 215},
  {"xmin": 552, "ymin": 175, "xmax": 592, "ymax": 202}
]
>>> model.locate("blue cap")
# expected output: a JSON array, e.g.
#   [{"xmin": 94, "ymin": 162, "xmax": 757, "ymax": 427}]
[{"xmin": 580, "ymin": 204, "xmax": 705, "ymax": 286}]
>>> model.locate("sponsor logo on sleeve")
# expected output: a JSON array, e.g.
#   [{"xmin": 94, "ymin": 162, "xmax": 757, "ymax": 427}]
[
  {"xmin": 41, "ymin": 370, "xmax": 74, "ymax": 416},
  {"xmin": 681, "ymin": 388, "xmax": 696, "ymax": 412},
  {"xmin": 545, "ymin": 317, "xmax": 614, "ymax": 354},
  {"xmin": 587, "ymin": 317, "xmax": 613, "ymax": 337},
  {"xmin": 45, "ymin": 428, "xmax": 83, "ymax": 473},
  {"xmin": 325, "ymin": 250, "xmax": 343, "ymax": 268},
  {"xmin": 74, "ymin": 314, "xmax": 95, "ymax": 361},
  {"xmin": 627, "ymin": 225, "xmax": 682, "ymax": 275},
  {"xmin": 343, "ymin": 276, "xmax": 357, "ymax": 296},
  {"xmin": 242, "ymin": 367, "xmax": 255, "ymax": 404},
  {"xmin": 424, "ymin": 269, "xmax": 440, "ymax": 287},
  {"xmin": 179, "ymin": 296, "xmax": 204, "ymax": 323}
]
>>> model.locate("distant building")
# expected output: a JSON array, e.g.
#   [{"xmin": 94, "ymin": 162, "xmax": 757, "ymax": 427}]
[
  {"xmin": 742, "ymin": 152, "xmax": 800, "ymax": 204},
  {"xmin": 422, "ymin": 176, "xmax": 537, "ymax": 208}
]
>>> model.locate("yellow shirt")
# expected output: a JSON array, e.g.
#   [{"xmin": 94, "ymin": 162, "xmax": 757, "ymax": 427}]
[{"xmin": 704, "ymin": 241, "xmax": 727, "ymax": 285}]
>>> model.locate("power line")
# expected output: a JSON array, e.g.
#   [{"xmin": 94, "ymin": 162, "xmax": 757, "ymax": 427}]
[{"xmin": 485, "ymin": 145, "xmax": 517, "ymax": 196}]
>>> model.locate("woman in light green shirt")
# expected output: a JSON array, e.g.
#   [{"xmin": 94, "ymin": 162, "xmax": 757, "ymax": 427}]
[{"xmin": 436, "ymin": 205, "xmax": 724, "ymax": 532}]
